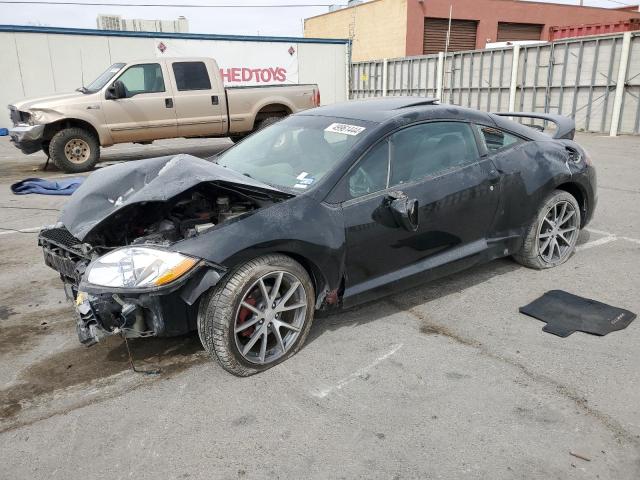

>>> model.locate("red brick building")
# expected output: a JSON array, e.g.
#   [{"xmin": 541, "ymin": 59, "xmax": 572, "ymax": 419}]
[{"xmin": 305, "ymin": 0, "xmax": 640, "ymax": 61}]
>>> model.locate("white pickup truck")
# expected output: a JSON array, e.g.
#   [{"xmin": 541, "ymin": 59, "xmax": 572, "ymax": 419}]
[{"xmin": 8, "ymin": 57, "xmax": 320, "ymax": 172}]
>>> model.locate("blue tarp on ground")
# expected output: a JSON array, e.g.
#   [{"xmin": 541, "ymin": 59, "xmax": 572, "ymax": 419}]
[{"xmin": 10, "ymin": 177, "xmax": 84, "ymax": 196}]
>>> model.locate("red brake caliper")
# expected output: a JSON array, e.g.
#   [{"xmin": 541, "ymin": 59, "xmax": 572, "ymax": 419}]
[{"xmin": 237, "ymin": 296, "xmax": 257, "ymax": 337}]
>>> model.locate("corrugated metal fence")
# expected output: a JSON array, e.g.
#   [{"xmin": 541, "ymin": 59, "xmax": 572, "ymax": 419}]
[{"xmin": 351, "ymin": 31, "xmax": 640, "ymax": 135}]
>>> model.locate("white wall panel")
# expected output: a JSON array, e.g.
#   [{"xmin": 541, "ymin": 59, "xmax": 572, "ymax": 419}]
[{"xmin": 0, "ymin": 29, "xmax": 348, "ymax": 128}]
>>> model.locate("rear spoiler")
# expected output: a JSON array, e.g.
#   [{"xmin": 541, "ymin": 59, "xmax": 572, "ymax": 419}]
[{"xmin": 493, "ymin": 112, "xmax": 575, "ymax": 140}]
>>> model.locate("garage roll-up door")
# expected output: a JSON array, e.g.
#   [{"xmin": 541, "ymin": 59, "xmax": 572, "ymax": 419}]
[
  {"xmin": 423, "ymin": 18, "xmax": 478, "ymax": 55},
  {"xmin": 497, "ymin": 22, "xmax": 543, "ymax": 42}
]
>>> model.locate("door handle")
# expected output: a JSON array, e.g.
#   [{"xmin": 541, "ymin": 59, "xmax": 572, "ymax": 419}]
[
  {"xmin": 165, "ymin": 98, "xmax": 174, "ymax": 108},
  {"xmin": 211, "ymin": 95, "xmax": 219, "ymax": 105}
]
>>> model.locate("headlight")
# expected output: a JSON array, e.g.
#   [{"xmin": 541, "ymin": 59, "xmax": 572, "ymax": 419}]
[{"xmin": 85, "ymin": 247, "xmax": 198, "ymax": 288}]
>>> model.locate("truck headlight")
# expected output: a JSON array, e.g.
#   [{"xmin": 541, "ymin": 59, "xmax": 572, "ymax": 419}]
[{"xmin": 85, "ymin": 247, "xmax": 198, "ymax": 288}]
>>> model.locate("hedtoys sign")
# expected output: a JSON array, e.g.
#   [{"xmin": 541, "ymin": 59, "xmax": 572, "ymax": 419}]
[{"xmin": 154, "ymin": 38, "xmax": 298, "ymax": 86}]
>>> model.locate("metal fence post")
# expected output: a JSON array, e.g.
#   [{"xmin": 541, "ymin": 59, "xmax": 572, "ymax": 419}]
[
  {"xmin": 610, "ymin": 31, "xmax": 632, "ymax": 137},
  {"xmin": 436, "ymin": 52, "xmax": 444, "ymax": 100},
  {"xmin": 508, "ymin": 44, "xmax": 520, "ymax": 112},
  {"xmin": 382, "ymin": 58, "xmax": 388, "ymax": 97}
]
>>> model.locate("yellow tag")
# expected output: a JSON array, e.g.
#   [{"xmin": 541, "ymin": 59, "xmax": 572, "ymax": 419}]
[{"xmin": 75, "ymin": 292, "xmax": 86, "ymax": 306}]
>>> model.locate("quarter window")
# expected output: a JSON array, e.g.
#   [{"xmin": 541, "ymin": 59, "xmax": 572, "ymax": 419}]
[
  {"xmin": 477, "ymin": 126, "xmax": 523, "ymax": 153},
  {"xmin": 390, "ymin": 122, "xmax": 479, "ymax": 185},
  {"xmin": 172, "ymin": 62, "xmax": 212, "ymax": 91},
  {"xmin": 117, "ymin": 63, "xmax": 165, "ymax": 97}
]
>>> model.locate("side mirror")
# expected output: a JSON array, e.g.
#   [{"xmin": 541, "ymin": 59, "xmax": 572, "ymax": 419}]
[
  {"xmin": 387, "ymin": 191, "xmax": 419, "ymax": 232},
  {"xmin": 106, "ymin": 80, "xmax": 126, "ymax": 99}
]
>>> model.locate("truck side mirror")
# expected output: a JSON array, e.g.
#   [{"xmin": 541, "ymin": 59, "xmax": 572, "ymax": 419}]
[{"xmin": 106, "ymin": 80, "xmax": 126, "ymax": 99}]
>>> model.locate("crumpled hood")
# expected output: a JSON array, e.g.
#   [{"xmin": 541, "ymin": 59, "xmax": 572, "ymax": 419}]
[
  {"xmin": 12, "ymin": 91, "xmax": 88, "ymax": 111},
  {"xmin": 60, "ymin": 154, "xmax": 285, "ymax": 241}
]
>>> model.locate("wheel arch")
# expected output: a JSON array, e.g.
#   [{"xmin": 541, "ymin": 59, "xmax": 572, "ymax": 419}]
[
  {"xmin": 251, "ymin": 100, "xmax": 294, "ymax": 128},
  {"xmin": 218, "ymin": 245, "xmax": 337, "ymax": 310},
  {"xmin": 274, "ymin": 251, "xmax": 332, "ymax": 308},
  {"xmin": 43, "ymin": 118, "xmax": 102, "ymax": 144},
  {"xmin": 555, "ymin": 181, "xmax": 588, "ymax": 228}
]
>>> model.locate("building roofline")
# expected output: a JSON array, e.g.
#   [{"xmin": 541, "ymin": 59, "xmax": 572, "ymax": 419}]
[
  {"xmin": 304, "ymin": 0, "xmax": 385, "ymax": 23},
  {"xmin": 304, "ymin": 0, "xmax": 638, "ymax": 24},
  {"xmin": 0, "ymin": 24, "xmax": 349, "ymax": 44}
]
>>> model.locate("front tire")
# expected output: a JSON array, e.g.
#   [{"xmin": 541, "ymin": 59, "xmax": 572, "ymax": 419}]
[
  {"xmin": 197, "ymin": 254, "xmax": 315, "ymax": 376},
  {"xmin": 514, "ymin": 190, "xmax": 581, "ymax": 269},
  {"xmin": 49, "ymin": 127, "xmax": 100, "ymax": 173}
]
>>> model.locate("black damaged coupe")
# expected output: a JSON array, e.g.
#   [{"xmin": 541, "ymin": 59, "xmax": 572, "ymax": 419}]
[{"xmin": 39, "ymin": 97, "xmax": 597, "ymax": 376}]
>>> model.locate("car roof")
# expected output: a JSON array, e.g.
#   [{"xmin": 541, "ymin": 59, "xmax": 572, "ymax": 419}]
[{"xmin": 298, "ymin": 96, "xmax": 494, "ymax": 125}]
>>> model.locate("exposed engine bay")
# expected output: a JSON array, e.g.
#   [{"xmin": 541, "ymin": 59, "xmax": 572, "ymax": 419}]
[
  {"xmin": 37, "ymin": 155, "xmax": 305, "ymax": 346},
  {"xmin": 83, "ymin": 183, "xmax": 268, "ymax": 250}
]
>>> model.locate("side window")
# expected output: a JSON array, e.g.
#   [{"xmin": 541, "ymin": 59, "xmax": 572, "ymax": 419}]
[
  {"xmin": 172, "ymin": 62, "xmax": 212, "ymax": 91},
  {"xmin": 477, "ymin": 126, "xmax": 524, "ymax": 153},
  {"xmin": 390, "ymin": 121, "xmax": 479, "ymax": 185},
  {"xmin": 117, "ymin": 63, "xmax": 165, "ymax": 97},
  {"xmin": 347, "ymin": 140, "xmax": 390, "ymax": 199}
]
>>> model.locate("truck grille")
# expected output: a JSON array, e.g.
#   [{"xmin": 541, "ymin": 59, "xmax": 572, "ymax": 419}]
[{"xmin": 8, "ymin": 106, "xmax": 29, "ymax": 126}]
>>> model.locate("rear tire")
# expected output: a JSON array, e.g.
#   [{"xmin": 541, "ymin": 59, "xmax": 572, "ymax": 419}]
[
  {"xmin": 513, "ymin": 190, "xmax": 581, "ymax": 269},
  {"xmin": 49, "ymin": 127, "xmax": 100, "ymax": 173},
  {"xmin": 256, "ymin": 115, "xmax": 284, "ymax": 131},
  {"xmin": 197, "ymin": 254, "xmax": 315, "ymax": 376}
]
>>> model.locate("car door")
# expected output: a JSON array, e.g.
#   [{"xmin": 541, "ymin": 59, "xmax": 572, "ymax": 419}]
[
  {"xmin": 101, "ymin": 61, "xmax": 177, "ymax": 143},
  {"xmin": 168, "ymin": 60, "xmax": 227, "ymax": 137},
  {"xmin": 339, "ymin": 121, "xmax": 499, "ymax": 304},
  {"xmin": 474, "ymin": 124, "xmax": 531, "ymax": 236}
]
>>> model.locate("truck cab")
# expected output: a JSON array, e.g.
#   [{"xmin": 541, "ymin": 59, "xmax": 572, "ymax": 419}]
[{"xmin": 8, "ymin": 57, "xmax": 319, "ymax": 172}]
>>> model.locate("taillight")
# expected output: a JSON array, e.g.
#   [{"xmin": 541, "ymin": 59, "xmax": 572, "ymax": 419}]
[{"xmin": 313, "ymin": 89, "xmax": 321, "ymax": 107}]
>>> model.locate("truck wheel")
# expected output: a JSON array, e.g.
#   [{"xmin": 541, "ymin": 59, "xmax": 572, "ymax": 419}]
[
  {"xmin": 513, "ymin": 190, "xmax": 581, "ymax": 270},
  {"xmin": 197, "ymin": 254, "xmax": 315, "ymax": 376},
  {"xmin": 229, "ymin": 135, "xmax": 245, "ymax": 143},
  {"xmin": 256, "ymin": 115, "xmax": 284, "ymax": 131},
  {"xmin": 49, "ymin": 127, "xmax": 100, "ymax": 173}
]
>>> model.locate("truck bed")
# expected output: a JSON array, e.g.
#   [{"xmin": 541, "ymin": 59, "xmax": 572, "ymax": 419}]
[{"xmin": 226, "ymin": 83, "xmax": 318, "ymax": 134}]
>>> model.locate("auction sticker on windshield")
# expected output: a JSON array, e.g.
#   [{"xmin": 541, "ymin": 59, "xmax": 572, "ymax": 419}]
[{"xmin": 325, "ymin": 123, "xmax": 366, "ymax": 136}]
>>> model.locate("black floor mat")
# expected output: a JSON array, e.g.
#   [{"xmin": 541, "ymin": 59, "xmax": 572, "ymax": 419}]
[{"xmin": 520, "ymin": 290, "xmax": 636, "ymax": 338}]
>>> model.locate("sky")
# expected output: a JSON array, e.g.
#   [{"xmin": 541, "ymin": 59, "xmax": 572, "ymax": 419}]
[{"xmin": 0, "ymin": 0, "xmax": 637, "ymax": 38}]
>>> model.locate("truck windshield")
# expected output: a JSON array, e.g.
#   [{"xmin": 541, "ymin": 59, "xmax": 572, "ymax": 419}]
[
  {"xmin": 84, "ymin": 63, "xmax": 126, "ymax": 93},
  {"xmin": 217, "ymin": 115, "xmax": 372, "ymax": 191}
]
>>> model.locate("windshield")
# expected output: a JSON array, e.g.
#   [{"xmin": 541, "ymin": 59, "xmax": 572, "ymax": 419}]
[
  {"xmin": 84, "ymin": 63, "xmax": 126, "ymax": 92},
  {"xmin": 217, "ymin": 115, "xmax": 372, "ymax": 191}
]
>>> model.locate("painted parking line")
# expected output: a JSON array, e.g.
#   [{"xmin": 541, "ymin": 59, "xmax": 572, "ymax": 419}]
[
  {"xmin": 578, "ymin": 228, "xmax": 640, "ymax": 251},
  {"xmin": 312, "ymin": 344, "xmax": 403, "ymax": 399},
  {"xmin": 576, "ymin": 235, "xmax": 617, "ymax": 251},
  {"xmin": 0, "ymin": 226, "xmax": 43, "ymax": 236}
]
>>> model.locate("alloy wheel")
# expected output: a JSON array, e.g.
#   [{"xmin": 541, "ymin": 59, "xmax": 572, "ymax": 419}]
[
  {"xmin": 234, "ymin": 271, "xmax": 307, "ymax": 365},
  {"xmin": 537, "ymin": 200, "xmax": 579, "ymax": 263}
]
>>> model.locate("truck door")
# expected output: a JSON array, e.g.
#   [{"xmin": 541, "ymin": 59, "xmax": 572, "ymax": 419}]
[
  {"xmin": 167, "ymin": 60, "xmax": 227, "ymax": 137},
  {"xmin": 101, "ymin": 62, "xmax": 177, "ymax": 143}
]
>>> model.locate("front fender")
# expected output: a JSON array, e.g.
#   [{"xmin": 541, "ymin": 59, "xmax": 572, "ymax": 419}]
[{"xmin": 171, "ymin": 196, "xmax": 346, "ymax": 307}]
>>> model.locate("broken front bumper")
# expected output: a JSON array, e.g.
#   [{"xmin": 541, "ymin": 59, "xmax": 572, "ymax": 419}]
[
  {"xmin": 39, "ymin": 226, "xmax": 224, "ymax": 346},
  {"xmin": 9, "ymin": 124, "xmax": 45, "ymax": 155}
]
